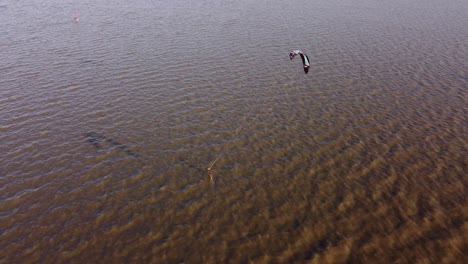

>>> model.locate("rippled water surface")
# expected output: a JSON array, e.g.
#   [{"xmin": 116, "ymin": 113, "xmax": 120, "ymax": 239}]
[{"xmin": 1, "ymin": 0, "xmax": 467, "ymax": 263}]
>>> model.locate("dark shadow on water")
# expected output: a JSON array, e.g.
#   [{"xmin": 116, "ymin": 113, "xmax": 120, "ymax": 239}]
[{"xmin": 84, "ymin": 131, "xmax": 139, "ymax": 157}]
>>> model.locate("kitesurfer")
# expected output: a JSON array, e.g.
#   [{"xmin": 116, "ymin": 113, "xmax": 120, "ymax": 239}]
[{"xmin": 207, "ymin": 167, "xmax": 213, "ymax": 180}]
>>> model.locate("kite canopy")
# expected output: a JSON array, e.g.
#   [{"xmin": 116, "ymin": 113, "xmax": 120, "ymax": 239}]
[{"xmin": 290, "ymin": 50, "xmax": 310, "ymax": 74}]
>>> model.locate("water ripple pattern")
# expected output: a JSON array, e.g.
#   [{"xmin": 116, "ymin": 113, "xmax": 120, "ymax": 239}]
[{"xmin": 1, "ymin": 0, "xmax": 466, "ymax": 263}]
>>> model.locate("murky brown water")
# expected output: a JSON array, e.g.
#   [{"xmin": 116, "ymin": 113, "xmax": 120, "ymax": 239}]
[{"xmin": 1, "ymin": 0, "xmax": 467, "ymax": 263}]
